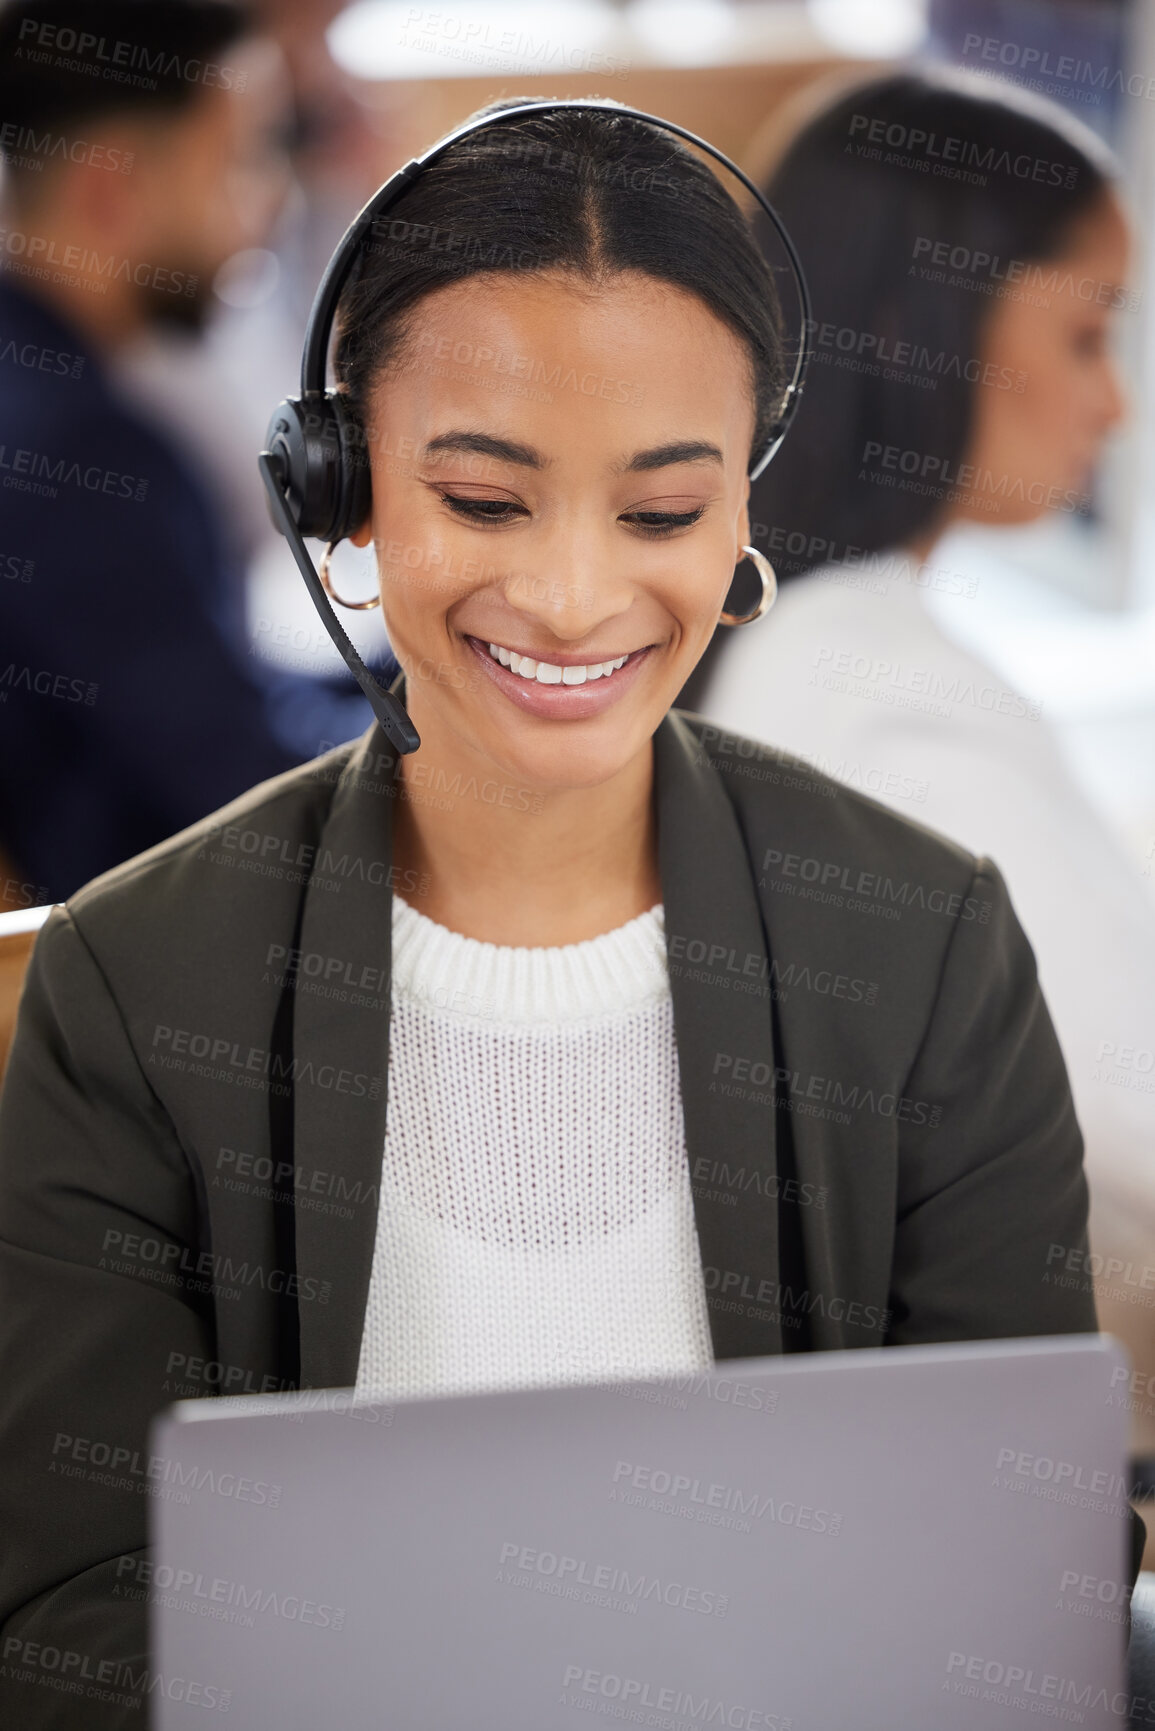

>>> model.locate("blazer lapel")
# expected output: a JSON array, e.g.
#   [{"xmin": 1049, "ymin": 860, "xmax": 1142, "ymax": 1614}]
[
  {"xmin": 292, "ymin": 714, "xmax": 399, "ymax": 1389},
  {"xmin": 292, "ymin": 690, "xmax": 784, "ymax": 1387},
  {"xmin": 654, "ymin": 711, "xmax": 783, "ymax": 1362}
]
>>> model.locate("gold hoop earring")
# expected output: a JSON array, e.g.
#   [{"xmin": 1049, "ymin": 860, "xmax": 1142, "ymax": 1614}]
[
  {"xmin": 719, "ymin": 545, "xmax": 777, "ymax": 627},
  {"xmin": 318, "ymin": 540, "xmax": 381, "ymax": 611}
]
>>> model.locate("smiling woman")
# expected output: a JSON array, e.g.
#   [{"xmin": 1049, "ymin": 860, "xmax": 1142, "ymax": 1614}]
[
  {"xmin": 327, "ymin": 99, "xmax": 787, "ymax": 943},
  {"xmin": 348, "ymin": 264, "xmax": 765, "ymax": 943},
  {"xmin": 0, "ymin": 97, "xmax": 1143, "ymax": 1730}
]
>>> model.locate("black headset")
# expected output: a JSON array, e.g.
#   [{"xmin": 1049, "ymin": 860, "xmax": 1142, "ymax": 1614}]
[{"xmin": 258, "ymin": 98, "xmax": 812, "ymax": 758}]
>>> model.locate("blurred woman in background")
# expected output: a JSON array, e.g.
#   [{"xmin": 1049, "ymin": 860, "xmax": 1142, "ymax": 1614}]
[{"xmin": 681, "ymin": 67, "xmax": 1155, "ymax": 1465}]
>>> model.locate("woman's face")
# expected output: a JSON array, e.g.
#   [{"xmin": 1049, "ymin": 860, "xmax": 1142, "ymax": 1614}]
[
  {"xmin": 958, "ymin": 189, "xmax": 1130, "ymax": 524},
  {"xmin": 349, "ymin": 269, "xmax": 756, "ymax": 791}
]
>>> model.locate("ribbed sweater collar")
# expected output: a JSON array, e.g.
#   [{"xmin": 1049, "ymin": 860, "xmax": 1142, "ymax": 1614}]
[{"xmin": 390, "ymin": 895, "xmax": 669, "ymax": 1026}]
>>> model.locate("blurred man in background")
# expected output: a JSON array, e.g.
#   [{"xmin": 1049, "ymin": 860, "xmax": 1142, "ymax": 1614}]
[
  {"xmin": 114, "ymin": 0, "xmax": 401, "ymax": 566},
  {"xmin": 0, "ymin": 0, "xmax": 386, "ymax": 907}
]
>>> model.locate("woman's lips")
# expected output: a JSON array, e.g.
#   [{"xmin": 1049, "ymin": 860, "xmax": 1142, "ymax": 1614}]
[{"xmin": 463, "ymin": 635, "xmax": 655, "ymax": 719}]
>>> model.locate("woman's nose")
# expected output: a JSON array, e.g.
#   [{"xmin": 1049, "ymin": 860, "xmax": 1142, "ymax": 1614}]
[{"xmin": 501, "ymin": 531, "xmax": 634, "ymax": 641}]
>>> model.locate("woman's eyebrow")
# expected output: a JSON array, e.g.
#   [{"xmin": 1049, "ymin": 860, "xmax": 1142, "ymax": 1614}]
[
  {"xmin": 420, "ymin": 432, "xmax": 726, "ymax": 473},
  {"xmin": 618, "ymin": 440, "xmax": 725, "ymax": 473},
  {"xmin": 422, "ymin": 431, "xmax": 545, "ymax": 467}
]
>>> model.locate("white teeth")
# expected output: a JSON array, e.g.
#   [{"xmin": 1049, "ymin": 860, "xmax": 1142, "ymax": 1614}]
[{"xmin": 485, "ymin": 641, "xmax": 631, "ymax": 683}]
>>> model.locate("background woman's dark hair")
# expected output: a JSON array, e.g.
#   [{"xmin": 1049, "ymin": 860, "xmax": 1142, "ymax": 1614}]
[
  {"xmin": 333, "ymin": 98, "xmax": 789, "ymax": 473},
  {"xmin": 679, "ymin": 66, "xmax": 1118, "ymax": 713}
]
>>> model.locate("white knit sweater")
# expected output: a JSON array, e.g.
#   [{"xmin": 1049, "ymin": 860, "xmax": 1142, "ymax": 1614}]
[{"xmin": 353, "ymin": 895, "xmax": 714, "ymax": 1403}]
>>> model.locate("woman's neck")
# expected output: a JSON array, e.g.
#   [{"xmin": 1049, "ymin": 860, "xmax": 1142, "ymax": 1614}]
[{"xmin": 389, "ymin": 714, "xmax": 661, "ymax": 948}]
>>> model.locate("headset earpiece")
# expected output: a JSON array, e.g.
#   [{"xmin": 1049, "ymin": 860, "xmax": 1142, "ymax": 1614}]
[{"xmin": 263, "ymin": 392, "xmax": 371, "ymax": 546}]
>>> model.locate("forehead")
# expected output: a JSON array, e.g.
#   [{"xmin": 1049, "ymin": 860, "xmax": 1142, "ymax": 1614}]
[{"xmin": 384, "ymin": 269, "xmax": 756, "ymax": 458}]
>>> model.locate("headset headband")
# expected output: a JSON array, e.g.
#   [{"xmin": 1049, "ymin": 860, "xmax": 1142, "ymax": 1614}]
[{"xmin": 259, "ymin": 98, "xmax": 812, "ymax": 757}]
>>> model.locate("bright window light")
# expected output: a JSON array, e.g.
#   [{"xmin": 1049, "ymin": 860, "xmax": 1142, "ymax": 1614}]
[
  {"xmin": 808, "ymin": 0, "xmax": 927, "ymax": 58},
  {"xmin": 626, "ymin": 0, "xmax": 736, "ymax": 67},
  {"xmin": 328, "ymin": 1, "xmax": 623, "ymax": 81}
]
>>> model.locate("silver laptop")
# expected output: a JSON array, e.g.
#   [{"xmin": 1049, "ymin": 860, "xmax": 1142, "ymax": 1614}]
[{"xmin": 149, "ymin": 1335, "xmax": 1133, "ymax": 1730}]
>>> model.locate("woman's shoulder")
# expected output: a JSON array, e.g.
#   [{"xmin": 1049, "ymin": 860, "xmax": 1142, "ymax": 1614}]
[
  {"xmin": 677, "ymin": 704, "xmax": 973, "ymax": 847},
  {"xmin": 672, "ymin": 705, "xmax": 984, "ymax": 900},
  {"xmin": 59, "ymin": 736, "xmax": 364, "ymax": 965}
]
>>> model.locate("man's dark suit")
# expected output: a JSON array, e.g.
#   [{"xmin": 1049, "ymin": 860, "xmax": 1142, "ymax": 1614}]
[
  {"xmin": 0, "ymin": 275, "xmax": 390, "ymax": 903},
  {"xmin": 0, "ymin": 683, "xmax": 1142, "ymax": 1725}
]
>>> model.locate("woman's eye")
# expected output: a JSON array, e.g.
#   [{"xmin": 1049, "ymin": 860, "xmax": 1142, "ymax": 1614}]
[
  {"xmin": 436, "ymin": 496, "xmax": 706, "ymax": 535},
  {"xmin": 622, "ymin": 507, "xmax": 706, "ymax": 537},
  {"xmin": 438, "ymin": 494, "xmax": 526, "ymax": 523}
]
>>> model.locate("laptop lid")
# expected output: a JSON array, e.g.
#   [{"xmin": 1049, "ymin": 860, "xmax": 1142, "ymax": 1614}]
[{"xmin": 148, "ymin": 1334, "xmax": 1133, "ymax": 1730}]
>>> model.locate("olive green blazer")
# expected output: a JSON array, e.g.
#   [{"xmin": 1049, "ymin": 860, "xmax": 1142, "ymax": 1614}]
[{"xmin": 0, "ymin": 684, "xmax": 1139, "ymax": 1725}]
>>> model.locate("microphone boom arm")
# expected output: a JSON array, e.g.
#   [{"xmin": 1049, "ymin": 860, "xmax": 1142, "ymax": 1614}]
[{"xmin": 257, "ymin": 450, "xmax": 420, "ymax": 757}]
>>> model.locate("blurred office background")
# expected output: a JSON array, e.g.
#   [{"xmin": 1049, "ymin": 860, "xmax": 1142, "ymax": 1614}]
[{"xmin": 102, "ymin": 0, "xmax": 1155, "ymax": 891}]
